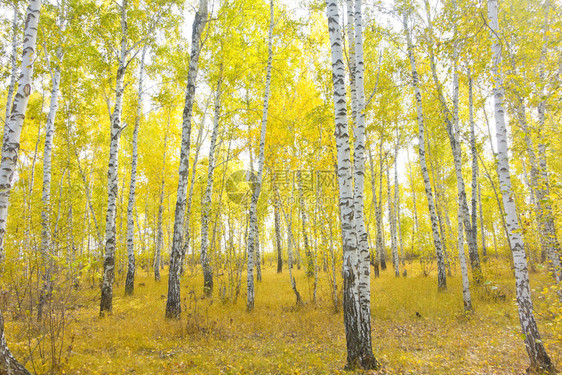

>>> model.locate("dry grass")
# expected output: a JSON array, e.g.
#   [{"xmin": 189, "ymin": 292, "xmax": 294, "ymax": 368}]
[{"xmin": 5, "ymin": 259, "xmax": 561, "ymax": 374}]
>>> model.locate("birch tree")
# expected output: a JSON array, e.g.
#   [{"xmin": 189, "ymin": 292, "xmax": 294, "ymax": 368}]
[
  {"xmin": 154, "ymin": 115, "xmax": 171, "ymax": 282},
  {"xmin": 246, "ymin": 0, "xmax": 273, "ymax": 311},
  {"xmin": 326, "ymin": 0, "xmax": 378, "ymax": 369},
  {"xmin": 37, "ymin": 8, "xmax": 65, "ymax": 319},
  {"xmin": 487, "ymin": 0, "xmax": 555, "ymax": 371},
  {"xmin": 125, "ymin": 45, "xmax": 147, "ymax": 296},
  {"xmin": 424, "ymin": 0, "xmax": 481, "ymax": 283},
  {"xmin": 166, "ymin": 0, "xmax": 208, "ymax": 319},
  {"xmin": 4, "ymin": 5, "xmax": 18, "ymax": 123},
  {"xmin": 0, "ymin": 0, "xmax": 41, "ymax": 372},
  {"xmin": 402, "ymin": 7, "xmax": 446, "ymax": 290},
  {"xmin": 387, "ymin": 155, "xmax": 399, "ymax": 277},
  {"xmin": 100, "ymin": 0, "xmax": 130, "ymax": 315},
  {"xmin": 200, "ymin": 79, "xmax": 222, "ymax": 296}
]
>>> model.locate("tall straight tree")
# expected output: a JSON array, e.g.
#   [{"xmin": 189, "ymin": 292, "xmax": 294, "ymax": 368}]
[
  {"xmin": 37, "ymin": 9, "xmax": 65, "ymax": 319},
  {"xmin": 325, "ymin": 0, "xmax": 379, "ymax": 369},
  {"xmin": 401, "ymin": 6, "xmax": 446, "ymax": 290},
  {"xmin": 125, "ymin": 45, "xmax": 147, "ymax": 296},
  {"xmin": 165, "ymin": 0, "xmax": 208, "ymax": 319},
  {"xmin": 0, "ymin": 0, "xmax": 41, "ymax": 373},
  {"xmin": 387, "ymin": 157, "xmax": 399, "ymax": 277},
  {"xmin": 534, "ymin": 0, "xmax": 560, "ymax": 282},
  {"xmin": 275, "ymin": 193, "xmax": 283, "ymax": 273},
  {"xmin": 487, "ymin": 0, "xmax": 555, "ymax": 372},
  {"xmin": 200, "ymin": 79, "xmax": 222, "ymax": 296},
  {"xmin": 100, "ymin": 0, "xmax": 130, "ymax": 315},
  {"xmin": 351, "ymin": 3, "xmax": 376, "ymax": 365},
  {"xmin": 246, "ymin": 0, "xmax": 273, "ymax": 311},
  {"xmin": 424, "ymin": 0, "xmax": 481, "ymax": 283},
  {"xmin": 155, "ymin": 115, "xmax": 171, "ymax": 281}
]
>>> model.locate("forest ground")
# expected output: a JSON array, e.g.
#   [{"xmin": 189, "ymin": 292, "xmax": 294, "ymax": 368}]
[{"xmin": 5, "ymin": 258, "xmax": 561, "ymax": 374}]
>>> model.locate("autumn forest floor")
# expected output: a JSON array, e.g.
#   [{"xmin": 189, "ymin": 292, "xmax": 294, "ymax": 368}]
[{"xmin": 5, "ymin": 258, "xmax": 562, "ymax": 374}]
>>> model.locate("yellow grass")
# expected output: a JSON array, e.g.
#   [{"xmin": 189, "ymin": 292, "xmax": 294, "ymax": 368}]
[{"xmin": 6, "ymin": 260, "xmax": 562, "ymax": 374}]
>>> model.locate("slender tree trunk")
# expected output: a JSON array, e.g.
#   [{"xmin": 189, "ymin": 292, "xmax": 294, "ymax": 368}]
[
  {"xmin": 395, "ymin": 128, "xmax": 406, "ymax": 275},
  {"xmin": 125, "ymin": 46, "xmax": 146, "ymax": 296},
  {"xmin": 477, "ymin": 181, "xmax": 487, "ymax": 258},
  {"xmin": 351, "ymin": 2, "xmax": 378, "ymax": 366},
  {"xmin": 155, "ymin": 115, "xmax": 171, "ymax": 282},
  {"xmin": 181, "ymin": 99, "xmax": 208, "ymax": 273},
  {"xmin": 4, "ymin": 6, "xmax": 18, "ymax": 124},
  {"xmin": 468, "ymin": 69, "xmax": 479, "ymax": 258},
  {"xmin": 487, "ymin": 1, "xmax": 555, "ymax": 371},
  {"xmin": 402, "ymin": 10, "xmax": 446, "ymax": 290},
  {"xmin": 37, "ymin": 42, "xmax": 64, "ymax": 319},
  {"xmin": 326, "ymin": 0, "xmax": 379, "ymax": 369},
  {"xmin": 376, "ymin": 142, "xmax": 386, "ymax": 271},
  {"xmin": 0, "ymin": 0, "xmax": 41, "ymax": 372},
  {"xmin": 367, "ymin": 150, "xmax": 380, "ymax": 277},
  {"xmin": 535, "ymin": 0, "xmax": 560, "ymax": 282},
  {"xmin": 387, "ymin": 154, "xmax": 399, "ymax": 277},
  {"xmin": 297, "ymin": 172, "xmax": 313, "ymax": 277},
  {"xmin": 468, "ymin": 70, "xmax": 487, "ymax": 259},
  {"xmin": 406, "ymin": 148, "xmax": 422, "ymax": 265},
  {"xmin": 275, "ymin": 194, "xmax": 283, "ymax": 273},
  {"xmin": 100, "ymin": 0, "xmax": 129, "ymax": 316},
  {"xmin": 457, "ymin": 205, "xmax": 473, "ymax": 311},
  {"xmin": 246, "ymin": 0, "xmax": 273, "ymax": 311},
  {"xmin": 200, "ymin": 80, "xmax": 221, "ymax": 296},
  {"xmin": 166, "ymin": 0, "xmax": 208, "ymax": 319},
  {"xmin": 286, "ymin": 191, "xmax": 302, "ymax": 305},
  {"xmin": 424, "ymin": 0, "xmax": 481, "ymax": 283}
]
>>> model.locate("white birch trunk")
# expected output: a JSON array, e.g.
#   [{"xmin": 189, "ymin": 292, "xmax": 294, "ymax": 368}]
[
  {"xmin": 125, "ymin": 46, "xmax": 146, "ymax": 296},
  {"xmin": 376, "ymin": 143, "xmax": 386, "ymax": 270},
  {"xmin": 297, "ymin": 172, "xmax": 313, "ymax": 277},
  {"xmin": 37, "ymin": 42, "xmax": 63, "ymax": 319},
  {"xmin": 367, "ymin": 149, "xmax": 380, "ymax": 277},
  {"xmin": 535, "ymin": 0, "xmax": 560, "ymax": 282},
  {"xmin": 469, "ymin": 79, "xmax": 479, "ymax": 259},
  {"xmin": 352, "ymin": 3, "xmax": 377, "ymax": 366},
  {"xmin": 166, "ymin": 0, "xmax": 208, "ymax": 319},
  {"xmin": 387, "ymin": 158, "xmax": 399, "ymax": 277},
  {"xmin": 4, "ymin": 6, "xmax": 18, "ymax": 123},
  {"xmin": 181, "ymin": 101, "xmax": 207, "ymax": 270},
  {"xmin": 100, "ymin": 0, "xmax": 129, "ymax": 315},
  {"xmin": 394, "ymin": 128, "xmax": 405, "ymax": 274},
  {"xmin": 0, "ymin": 0, "xmax": 41, "ymax": 372},
  {"xmin": 469, "ymin": 69, "xmax": 487, "ymax": 258},
  {"xmin": 402, "ymin": 10, "xmax": 446, "ymax": 290},
  {"xmin": 200, "ymin": 81, "xmax": 221, "ymax": 296},
  {"xmin": 424, "ymin": 0, "xmax": 480, "ymax": 282},
  {"xmin": 286, "ymin": 195, "xmax": 302, "ymax": 305},
  {"xmin": 155, "ymin": 117, "xmax": 171, "ymax": 282},
  {"xmin": 246, "ymin": 0, "xmax": 273, "ymax": 311},
  {"xmin": 488, "ymin": 0, "xmax": 555, "ymax": 371},
  {"xmin": 275, "ymin": 195, "xmax": 282, "ymax": 273},
  {"xmin": 326, "ymin": 0, "xmax": 378, "ymax": 369},
  {"xmin": 457, "ymin": 206, "xmax": 472, "ymax": 311}
]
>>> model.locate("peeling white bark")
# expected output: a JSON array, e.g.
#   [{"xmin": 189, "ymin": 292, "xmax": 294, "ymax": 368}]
[
  {"xmin": 488, "ymin": 0, "xmax": 555, "ymax": 371},
  {"xmin": 246, "ymin": 0, "xmax": 273, "ymax": 311},
  {"xmin": 100, "ymin": 0, "xmax": 130, "ymax": 315},
  {"xmin": 0, "ymin": 0, "xmax": 41, "ymax": 372},
  {"xmin": 402, "ymin": 10, "xmax": 446, "ymax": 290},
  {"xmin": 125, "ymin": 46, "xmax": 147, "ymax": 296},
  {"xmin": 200, "ymin": 80, "xmax": 221, "ymax": 296},
  {"xmin": 166, "ymin": 0, "xmax": 208, "ymax": 319}
]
